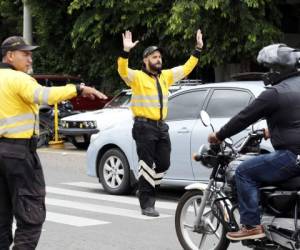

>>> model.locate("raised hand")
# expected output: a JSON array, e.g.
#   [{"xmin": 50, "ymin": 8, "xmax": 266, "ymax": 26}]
[
  {"xmin": 196, "ymin": 29, "xmax": 203, "ymax": 49},
  {"xmin": 122, "ymin": 30, "xmax": 139, "ymax": 52}
]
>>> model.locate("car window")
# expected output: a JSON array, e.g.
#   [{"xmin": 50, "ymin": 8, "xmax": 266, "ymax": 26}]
[
  {"xmin": 105, "ymin": 91, "xmax": 131, "ymax": 108},
  {"xmin": 167, "ymin": 90, "xmax": 208, "ymax": 121},
  {"xmin": 206, "ymin": 89, "xmax": 252, "ymax": 118}
]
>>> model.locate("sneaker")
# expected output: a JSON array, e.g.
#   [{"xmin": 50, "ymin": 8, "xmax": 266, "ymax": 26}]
[
  {"xmin": 141, "ymin": 207, "xmax": 160, "ymax": 217},
  {"xmin": 226, "ymin": 225, "xmax": 265, "ymax": 241}
]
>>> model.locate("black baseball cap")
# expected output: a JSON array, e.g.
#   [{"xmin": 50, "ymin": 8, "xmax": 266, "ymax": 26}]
[
  {"xmin": 1, "ymin": 36, "xmax": 39, "ymax": 56},
  {"xmin": 143, "ymin": 46, "xmax": 163, "ymax": 58}
]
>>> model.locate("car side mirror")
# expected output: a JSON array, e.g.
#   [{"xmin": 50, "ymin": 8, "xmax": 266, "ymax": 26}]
[
  {"xmin": 200, "ymin": 110, "xmax": 215, "ymax": 132},
  {"xmin": 200, "ymin": 110, "xmax": 211, "ymax": 127}
]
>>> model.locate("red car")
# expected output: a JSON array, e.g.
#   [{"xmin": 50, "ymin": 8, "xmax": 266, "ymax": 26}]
[{"xmin": 33, "ymin": 74, "xmax": 111, "ymax": 111}]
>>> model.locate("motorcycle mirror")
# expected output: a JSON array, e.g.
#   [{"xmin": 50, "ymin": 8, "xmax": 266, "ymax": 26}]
[
  {"xmin": 200, "ymin": 110, "xmax": 211, "ymax": 127},
  {"xmin": 224, "ymin": 138, "xmax": 233, "ymax": 146}
]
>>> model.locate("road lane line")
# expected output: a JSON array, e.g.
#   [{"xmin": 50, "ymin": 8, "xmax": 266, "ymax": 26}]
[
  {"xmin": 46, "ymin": 198, "xmax": 171, "ymax": 220},
  {"xmin": 46, "ymin": 211, "xmax": 110, "ymax": 227},
  {"xmin": 47, "ymin": 186, "xmax": 177, "ymax": 210},
  {"xmin": 62, "ymin": 181, "xmax": 103, "ymax": 189}
]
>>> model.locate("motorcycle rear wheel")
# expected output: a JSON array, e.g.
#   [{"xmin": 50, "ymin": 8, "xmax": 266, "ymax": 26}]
[{"xmin": 175, "ymin": 190, "xmax": 230, "ymax": 250}]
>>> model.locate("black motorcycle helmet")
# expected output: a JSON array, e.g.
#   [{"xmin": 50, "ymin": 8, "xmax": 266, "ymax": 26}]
[
  {"xmin": 257, "ymin": 44, "xmax": 300, "ymax": 85},
  {"xmin": 257, "ymin": 44, "xmax": 300, "ymax": 69}
]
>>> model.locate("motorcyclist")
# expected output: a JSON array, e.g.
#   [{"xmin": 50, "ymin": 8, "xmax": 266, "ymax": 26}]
[{"xmin": 208, "ymin": 44, "xmax": 300, "ymax": 241}]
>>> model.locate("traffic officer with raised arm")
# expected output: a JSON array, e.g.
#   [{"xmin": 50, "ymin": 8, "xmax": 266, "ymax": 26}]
[
  {"xmin": 0, "ymin": 36, "xmax": 107, "ymax": 250},
  {"xmin": 117, "ymin": 30, "xmax": 203, "ymax": 216}
]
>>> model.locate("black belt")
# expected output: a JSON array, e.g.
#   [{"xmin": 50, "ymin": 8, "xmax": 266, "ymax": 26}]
[
  {"xmin": 0, "ymin": 137, "xmax": 38, "ymax": 151},
  {"xmin": 134, "ymin": 117, "xmax": 165, "ymax": 127}
]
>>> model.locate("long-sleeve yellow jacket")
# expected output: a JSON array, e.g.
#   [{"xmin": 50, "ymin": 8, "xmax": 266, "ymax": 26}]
[
  {"xmin": 0, "ymin": 64, "xmax": 77, "ymax": 138},
  {"xmin": 117, "ymin": 50, "xmax": 201, "ymax": 120}
]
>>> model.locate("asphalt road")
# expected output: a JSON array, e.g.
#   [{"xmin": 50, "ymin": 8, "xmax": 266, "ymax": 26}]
[{"xmin": 32, "ymin": 144, "xmax": 248, "ymax": 250}]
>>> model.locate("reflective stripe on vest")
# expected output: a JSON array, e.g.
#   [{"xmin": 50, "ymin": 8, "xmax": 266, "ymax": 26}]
[
  {"xmin": 0, "ymin": 112, "xmax": 38, "ymax": 136},
  {"xmin": 122, "ymin": 69, "xmax": 135, "ymax": 86},
  {"xmin": 0, "ymin": 113, "xmax": 35, "ymax": 126},
  {"xmin": 0, "ymin": 123, "xmax": 35, "ymax": 136},
  {"xmin": 130, "ymin": 95, "xmax": 168, "ymax": 108},
  {"xmin": 34, "ymin": 87, "xmax": 51, "ymax": 105},
  {"xmin": 171, "ymin": 66, "xmax": 185, "ymax": 82}
]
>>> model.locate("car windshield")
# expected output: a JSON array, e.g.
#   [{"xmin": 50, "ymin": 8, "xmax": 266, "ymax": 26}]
[{"xmin": 104, "ymin": 91, "xmax": 131, "ymax": 108}]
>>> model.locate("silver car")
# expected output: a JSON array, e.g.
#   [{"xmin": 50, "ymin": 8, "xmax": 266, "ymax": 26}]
[{"xmin": 87, "ymin": 81, "xmax": 272, "ymax": 195}]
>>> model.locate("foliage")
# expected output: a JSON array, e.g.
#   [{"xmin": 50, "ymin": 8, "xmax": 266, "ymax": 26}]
[
  {"xmin": 0, "ymin": 0, "xmax": 23, "ymax": 42},
  {"xmin": 0, "ymin": 0, "xmax": 284, "ymax": 92}
]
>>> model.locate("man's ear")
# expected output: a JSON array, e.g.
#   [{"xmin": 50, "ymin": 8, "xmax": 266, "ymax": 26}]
[
  {"xmin": 143, "ymin": 57, "xmax": 148, "ymax": 65},
  {"xmin": 5, "ymin": 51, "xmax": 14, "ymax": 63}
]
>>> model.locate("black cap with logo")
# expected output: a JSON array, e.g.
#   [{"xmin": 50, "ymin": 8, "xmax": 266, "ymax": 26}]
[
  {"xmin": 143, "ymin": 46, "xmax": 163, "ymax": 58},
  {"xmin": 1, "ymin": 36, "xmax": 39, "ymax": 56}
]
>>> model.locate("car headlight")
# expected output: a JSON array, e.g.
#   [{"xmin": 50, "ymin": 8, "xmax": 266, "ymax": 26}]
[
  {"xmin": 82, "ymin": 121, "xmax": 97, "ymax": 129},
  {"xmin": 61, "ymin": 120, "xmax": 68, "ymax": 128},
  {"xmin": 84, "ymin": 121, "xmax": 97, "ymax": 128},
  {"xmin": 61, "ymin": 120, "xmax": 97, "ymax": 129}
]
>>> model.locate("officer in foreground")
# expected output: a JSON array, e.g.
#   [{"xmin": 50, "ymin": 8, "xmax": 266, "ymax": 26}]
[
  {"xmin": 117, "ymin": 30, "xmax": 203, "ymax": 216},
  {"xmin": 208, "ymin": 44, "xmax": 300, "ymax": 241},
  {"xmin": 0, "ymin": 36, "xmax": 107, "ymax": 250}
]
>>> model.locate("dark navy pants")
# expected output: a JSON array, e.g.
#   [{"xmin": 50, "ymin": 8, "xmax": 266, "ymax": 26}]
[
  {"xmin": 235, "ymin": 149, "xmax": 300, "ymax": 225},
  {"xmin": 132, "ymin": 120, "xmax": 171, "ymax": 209},
  {"xmin": 0, "ymin": 141, "xmax": 46, "ymax": 250}
]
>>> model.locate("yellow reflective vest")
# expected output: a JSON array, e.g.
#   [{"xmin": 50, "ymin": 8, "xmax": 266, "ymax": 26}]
[
  {"xmin": 0, "ymin": 65, "xmax": 77, "ymax": 138},
  {"xmin": 118, "ymin": 51, "xmax": 200, "ymax": 120}
]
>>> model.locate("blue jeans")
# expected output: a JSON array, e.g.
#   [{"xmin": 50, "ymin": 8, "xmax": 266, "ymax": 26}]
[{"xmin": 235, "ymin": 149, "xmax": 300, "ymax": 225}]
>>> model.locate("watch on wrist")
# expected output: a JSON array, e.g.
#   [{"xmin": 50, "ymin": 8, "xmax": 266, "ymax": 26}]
[{"xmin": 76, "ymin": 84, "xmax": 84, "ymax": 95}]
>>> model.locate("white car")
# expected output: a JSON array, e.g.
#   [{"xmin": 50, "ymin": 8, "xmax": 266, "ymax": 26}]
[
  {"xmin": 59, "ymin": 89, "xmax": 131, "ymax": 149},
  {"xmin": 59, "ymin": 80, "xmax": 190, "ymax": 149},
  {"xmin": 86, "ymin": 81, "xmax": 273, "ymax": 195}
]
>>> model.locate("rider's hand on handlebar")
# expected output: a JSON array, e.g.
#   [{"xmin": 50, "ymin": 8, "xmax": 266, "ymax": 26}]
[
  {"xmin": 263, "ymin": 128, "xmax": 270, "ymax": 140},
  {"xmin": 208, "ymin": 132, "xmax": 222, "ymax": 144}
]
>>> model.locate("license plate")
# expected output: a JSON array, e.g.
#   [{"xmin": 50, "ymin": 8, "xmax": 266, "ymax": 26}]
[{"xmin": 75, "ymin": 136, "xmax": 85, "ymax": 143}]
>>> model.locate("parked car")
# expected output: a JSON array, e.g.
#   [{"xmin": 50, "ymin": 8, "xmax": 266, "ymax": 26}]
[
  {"xmin": 33, "ymin": 74, "xmax": 111, "ymax": 111},
  {"xmin": 59, "ymin": 89, "xmax": 131, "ymax": 149},
  {"xmin": 86, "ymin": 80, "xmax": 273, "ymax": 195}
]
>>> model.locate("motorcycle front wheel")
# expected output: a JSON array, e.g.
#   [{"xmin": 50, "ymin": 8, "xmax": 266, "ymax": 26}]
[{"xmin": 175, "ymin": 190, "xmax": 230, "ymax": 250}]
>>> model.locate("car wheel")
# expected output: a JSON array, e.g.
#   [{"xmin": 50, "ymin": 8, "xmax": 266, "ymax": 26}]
[
  {"xmin": 98, "ymin": 148, "xmax": 131, "ymax": 195},
  {"xmin": 70, "ymin": 136, "xmax": 90, "ymax": 150}
]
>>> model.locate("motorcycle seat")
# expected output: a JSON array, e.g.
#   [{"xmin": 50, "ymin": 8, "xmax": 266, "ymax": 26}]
[{"xmin": 262, "ymin": 176, "xmax": 300, "ymax": 191}]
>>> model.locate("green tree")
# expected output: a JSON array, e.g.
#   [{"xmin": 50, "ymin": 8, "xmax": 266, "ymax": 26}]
[
  {"xmin": 0, "ymin": 0, "xmax": 284, "ymax": 91},
  {"xmin": 0, "ymin": 0, "xmax": 23, "ymax": 42},
  {"xmin": 66, "ymin": 0, "xmax": 283, "ymax": 83}
]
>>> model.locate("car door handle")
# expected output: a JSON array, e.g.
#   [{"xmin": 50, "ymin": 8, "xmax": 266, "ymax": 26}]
[{"xmin": 177, "ymin": 127, "xmax": 190, "ymax": 134}]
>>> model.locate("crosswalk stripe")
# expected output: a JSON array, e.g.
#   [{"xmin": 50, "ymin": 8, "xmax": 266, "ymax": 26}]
[
  {"xmin": 47, "ymin": 186, "xmax": 177, "ymax": 210},
  {"xmin": 46, "ymin": 198, "xmax": 171, "ymax": 220},
  {"xmin": 62, "ymin": 181, "xmax": 102, "ymax": 189},
  {"xmin": 46, "ymin": 212, "xmax": 110, "ymax": 227}
]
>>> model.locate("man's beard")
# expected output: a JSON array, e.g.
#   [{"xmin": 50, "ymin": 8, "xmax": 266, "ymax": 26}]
[{"xmin": 149, "ymin": 62, "xmax": 162, "ymax": 73}]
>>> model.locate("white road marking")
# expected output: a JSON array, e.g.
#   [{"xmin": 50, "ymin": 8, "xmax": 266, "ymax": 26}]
[
  {"xmin": 37, "ymin": 148, "xmax": 85, "ymax": 156},
  {"xmin": 46, "ymin": 212, "xmax": 109, "ymax": 227},
  {"xmin": 47, "ymin": 185, "xmax": 177, "ymax": 210},
  {"xmin": 46, "ymin": 198, "xmax": 171, "ymax": 220},
  {"xmin": 62, "ymin": 181, "xmax": 103, "ymax": 189}
]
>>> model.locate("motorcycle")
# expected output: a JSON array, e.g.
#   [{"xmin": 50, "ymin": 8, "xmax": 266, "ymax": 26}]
[
  {"xmin": 175, "ymin": 110, "xmax": 300, "ymax": 250},
  {"xmin": 38, "ymin": 100, "xmax": 79, "ymax": 147}
]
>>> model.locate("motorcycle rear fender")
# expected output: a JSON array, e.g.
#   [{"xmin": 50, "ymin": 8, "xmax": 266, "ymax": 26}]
[{"xmin": 185, "ymin": 183, "xmax": 208, "ymax": 191}]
